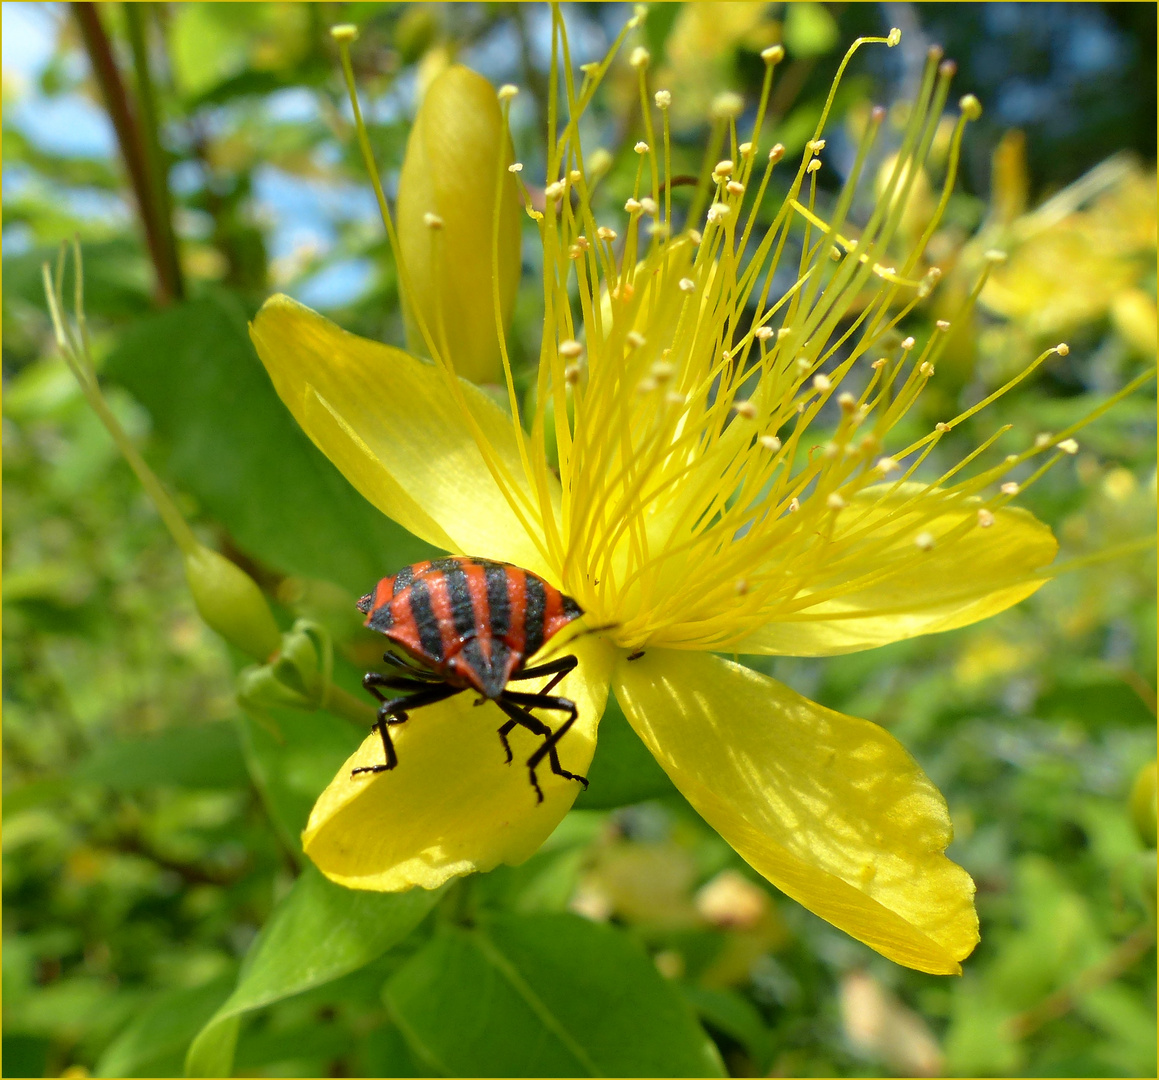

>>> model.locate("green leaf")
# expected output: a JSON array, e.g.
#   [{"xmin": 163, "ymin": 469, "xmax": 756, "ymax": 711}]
[
  {"xmin": 575, "ymin": 694, "xmax": 677, "ymax": 809},
  {"xmin": 385, "ymin": 913, "xmax": 725, "ymax": 1077},
  {"xmin": 186, "ymin": 866, "xmax": 443, "ymax": 1077},
  {"xmin": 74, "ymin": 722, "xmax": 249, "ymax": 791},
  {"xmin": 96, "ymin": 973, "xmax": 235, "ymax": 1077},
  {"xmin": 102, "ymin": 291, "xmax": 434, "ymax": 593},
  {"xmin": 680, "ymin": 984, "xmax": 773, "ymax": 1073},
  {"xmin": 783, "ymin": 2, "xmax": 839, "ymax": 58}
]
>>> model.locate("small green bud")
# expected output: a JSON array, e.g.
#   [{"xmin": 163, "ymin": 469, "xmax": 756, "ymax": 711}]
[
  {"xmin": 183, "ymin": 546, "xmax": 281, "ymax": 661},
  {"xmin": 1130, "ymin": 760, "xmax": 1157, "ymax": 849},
  {"xmin": 236, "ymin": 620, "xmax": 335, "ymax": 714}
]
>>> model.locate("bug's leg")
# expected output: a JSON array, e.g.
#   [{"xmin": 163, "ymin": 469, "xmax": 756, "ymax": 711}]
[
  {"xmin": 496, "ymin": 718, "xmax": 517, "ymax": 764},
  {"xmin": 381, "ymin": 652, "xmax": 442, "ymax": 682},
  {"xmin": 351, "ymin": 683, "xmax": 464, "ymax": 777},
  {"xmin": 499, "ymin": 690, "xmax": 588, "ymax": 798},
  {"xmin": 505, "ymin": 654, "xmax": 578, "ymax": 696},
  {"xmin": 363, "ymin": 671, "xmax": 431, "ymax": 703},
  {"xmin": 493, "ymin": 698, "xmax": 557, "ymax": 802}
]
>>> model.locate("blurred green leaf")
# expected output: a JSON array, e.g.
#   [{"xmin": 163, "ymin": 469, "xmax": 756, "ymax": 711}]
[
  {"xmin": 74, "ymin": 722, "xmax": 249, "ymax": 791},
  {"xmin": 102, "ymin": 291, "xmax": 434, "ymax": 592},
  {"xmin": 186, "ymin": 865, "xmax": 443, "ymax": 1077},
  {"xmin": 385, "ymin": 913, "xmax": 725, "ymax": 1077},
  {"xmin": 783, "ymin": 2, "xmax": 839, "ymax": 58},
  {"xmin": 680, "ymin": 984, "xmax": 774, "ymax": 1073},
  {"xmin": 95, "ymin": 973, "xmax": 234, "ymax": 1078}
]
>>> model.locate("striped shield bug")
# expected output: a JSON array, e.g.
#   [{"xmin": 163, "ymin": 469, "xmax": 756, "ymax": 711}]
[{"xmin": 355, "ymin": 556, "xmax": 588, "ymax": 802}]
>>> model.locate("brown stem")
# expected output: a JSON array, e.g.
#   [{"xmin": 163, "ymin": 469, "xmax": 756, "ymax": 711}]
[{"xmin": 71, "ymin": 1, "xmax": 181, "ymax": 304}]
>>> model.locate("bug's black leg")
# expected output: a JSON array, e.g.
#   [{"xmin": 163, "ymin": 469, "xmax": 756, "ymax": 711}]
[
  {"xmin": 506, "ymin": 654, "xmax": 578, "ymax": 696},
  {"xmin": 497, "ymin": 718, "xmax": 517, "ymax": 764},
  {"xmin": 493, "ymin": 698, "xmax": 555, "ymax": 802},
  {"xmin": 351, "ymin": 683, "xmax": 464, "ymax": 777},
  {"xmin": 381, "ymin": 652, "xmax": 442, "ymax": 682},
  {"xmin": 363, "ymin": 671, "xmax": 432, "ymax": 703},
  {"xmin": 498, "ymin": 690, "xmax": 588, "ymax": 800}
]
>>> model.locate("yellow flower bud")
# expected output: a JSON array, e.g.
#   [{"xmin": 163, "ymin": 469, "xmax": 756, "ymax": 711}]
[
  {"xmin": 183, "ymin": 546, "xmax": 281, "ymax": 661},
  {"xmin": 1131, "ymin": 760, "xmax": 1157, "ymax": 849},
  {"xmin": 397, "ymin": 65, "xmax": 522, "ymax": 384}
]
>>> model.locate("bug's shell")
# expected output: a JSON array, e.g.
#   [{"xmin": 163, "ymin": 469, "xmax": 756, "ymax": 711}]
[{"xmin": 357, "ymin": 557, "xmax": 583, "ymax": 699}]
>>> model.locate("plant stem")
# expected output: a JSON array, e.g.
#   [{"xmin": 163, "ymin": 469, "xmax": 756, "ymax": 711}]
[
  {"xmin": 71, "ymin": 1, "xmax": 182, "ymax": 304},
  {"xmin": 124, "ymin": 2, "xmax": 184, "ymax": 301}
]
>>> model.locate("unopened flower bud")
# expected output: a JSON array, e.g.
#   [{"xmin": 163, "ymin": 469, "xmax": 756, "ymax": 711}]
[{"xmin": 184, "ymin": 546, "xmax": 281, "ymax": 661}]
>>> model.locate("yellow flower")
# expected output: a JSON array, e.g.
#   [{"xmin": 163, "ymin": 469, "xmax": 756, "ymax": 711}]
[{"xmin": 250, "ymin": 23, "xmax": 1090, "ymax": 976}]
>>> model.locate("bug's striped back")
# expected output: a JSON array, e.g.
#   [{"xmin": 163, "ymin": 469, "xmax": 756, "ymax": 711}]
[{"xmin": 357, "ymin": 557, "xmax": 583, "ymax": 698}]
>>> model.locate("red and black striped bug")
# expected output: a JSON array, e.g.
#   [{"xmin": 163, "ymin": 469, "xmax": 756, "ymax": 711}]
[{"xmin": 354, "ymin": 556, "xmax": 588, "ymax": 802}]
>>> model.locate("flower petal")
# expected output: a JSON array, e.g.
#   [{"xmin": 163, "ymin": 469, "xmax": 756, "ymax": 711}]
[
  {"xmin": 738, "ymin": 485, "xmax": 1057, "ymax": 656},
  {"xmin": 303, "ymin": 636, "xmax": 615, "ymax": 891},
  {"xmin": 614, "ymin": 649, "xmax": 978, "ymax": 974},
  {"xmin": 251, "ymin": 294, "xmax": 555, "ymax": 576}
]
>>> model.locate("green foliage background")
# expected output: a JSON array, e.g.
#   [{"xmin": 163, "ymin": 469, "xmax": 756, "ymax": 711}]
[{"xmin": 3, "ymin": 3, "xmax": 1155, "ymax": 1077}]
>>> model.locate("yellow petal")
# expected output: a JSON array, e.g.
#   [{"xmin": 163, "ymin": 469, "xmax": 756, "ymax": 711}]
[
  {"xmin": 738, "ymin": 485, "xmax": 1057, "ymax": 656},
  {"xmin": 398, "ymin": 65, "xmax": 522, "ymax": 385},
  {"xmin": 250, "ymin": 294, "xmax": 554, "ymax": 577},
  {"xmin": 615, "ymin": 650, "xmax": 978, "ymax": 974},
  {"xmin": 304, "ymin": 636, "xmax": 615, "ymax": 890}
]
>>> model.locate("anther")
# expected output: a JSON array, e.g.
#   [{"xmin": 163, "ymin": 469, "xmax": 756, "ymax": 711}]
[
  {"xmin": 875, "ymin": 457, "xmax": 900, "ymax": 474},
  {"xmin": 687, "ymin": 228, "xmax": 703, "ymax": 245},
  {"xmin": 761, "ymin": 44, "xmax": 785, "ymax": 64},
  {"xmin": 984, "ymin": 248, "xmax": 1007, "ymax": 264},
  {"xmin": 574, "ymin": 236, "xmax": 589, "ymax": 251},
  {"xmin": 735, "ymin": 579, "xmax": 749, "ymax": 596},
  {"xmin": 567, "ymin": 244, "xmax": 584, "ymax": 260},
  {"xmin": 579, "ymin": 62, "xmax": 600, "ymax": 76},
  {"xmin": 1001, "ymin": 481, "xmax": 1020, "ymax": 495},
  {"xmin": 564, "ymin": 363, "xmax": 582, "ymax": 385},
  {"xmin": 665, "ymin": 390, "xmax": 686, "ymax": 406},
  {"xmin": 651, "ymin": 360, "xmax": 675, "ymax": 383},
  {"xmin": 1059, "ymin": 438, "xmax": 1079, "ymax": 455},
  {"xmin": 1034, "ymin": 433, "xmax": 1052, "ymax": 449},
  {"xmin": 726, "ymin": 180, "xmax": 745, "ymax": 196},
  {"xmin": 939, "ymin": 59, "xmax": 957, "ymax": 78},
  {"xmin": 755, "ymin": 326, "xmax": 774, "ymax": 341},
  {"xmin": 901, "ymin": 336, "xmax": 915, "ymax": 350},
  {"xmin": 614, "ymin": 282, "xmax": 635, "ymax": 301},
  {"xmin": 887, "ymin": 28, "xmax": 902, "ymax": 46},
  {"xmin": 806, "ymin": 139, "xmax": 826, "ymax": 153},
  {"xmin": 707, "ymin": 202, "xmax": 731, "ymax": 222},
  {"xmin": 712, "ymin": 92, "xmax": 744, "ymax": 119},
  {"xmin": 330, "ymin": 24, "xmax": 358, "ymax": 43},
  {"xmin": 559, "ymin": 339, "xmax": 583, "ymax": 359},
  {"xmin": 639, "ymin": 197, "xmax": 658, "ymax": 215},
  {"xmin": 759, "ymin": 435, "xmax": 782, "ymax": 451},
  {"xmin": 935, "ymin": 422, "xmax": 951, "ymax": 432},
  {"xmin": 569, "ymin": 169, "xmax": 582, "ymax": 183},
  {"xmin": 712, "ymin": 159, "xmax": 735, "ymax": 180},
  {"xmin": 806, "ymin": 159, "xmax": 822, "ymax": 174},
  {"xmin": 625, "ymin": 197, "xmax": 642, "ymax": 213},
  {"xmin": 654, "ymin": 89, "xmax": 671, "ymax": 109},
  {"xmin": 630, "ymin": 46, "xmax": 651, "ymax": 69},
  {"xmin": 545, "ymin": 180, "xmax": 566, "ymax": 201},
  {"xmin": 936, "ymin": 319, "xmax": 950, "ymax": 330},
  {"xmin": 777, "ymin": 327, "xmax": 792, "ymax": 339},
  {"xmin": 597, "ymin": 226, "xmax": 618, "ymax": 241},
  {"xmin": 634, "ymin": 140, "xmax": 650, "ymax": 154},
  {"xmin": 827, "ymin": 493, "xmax": 846, "ymax": 510},
  {"xmin": 837, "ymin": 392, "xmax": 857, "ymax": 413},
  {"xmin": 871, "ymin": 358, "xmax": 887, "ymax": 369},
  {"xmin": 796, "ymin": 357, "xmax": 811, "ymax": 374},
  {"xmin": 498, "ymin": 84, "xmax": 519, "ymax": 101},
  {"xmin": 423, "ymin": 212, "xmax": 444, "ymax": 229},
  {"xmin": 733, "ymin": 400, "xmax": 757, "ymax": 419},
  {"xmin": 824, "ymin": 441, "xmax": 841, "ymax": 459},
  {"xmin": 812, "ymin": 374, "xmax": 831, "ymax": 392},
  {"xmin": 830, "ymin": 246, "xmax": 842, "ymax": 261},
  {"xmin": 920, "ymin": 362, "xmax": 935, "ymax": 377},
  {"xmin": 1056, "ymin": 342, "xmax": 1070, "ymax": 356},
  {"xmin": 768, "ymin": 143, "xmax": 785, "ymax": 163},
  {"xmin": 789, "ymin": 498, "xmax": 800, "ymax": 512},
  {"xmin": 914, "ymin": 531, "xmax": 935, "ymax": 551},
  {"xmin": 626, "ymin": 331, "xmax": 646, "ymax": 349},
  {"xmin": 678, "ymin": 277, "xmax": 695, "ymax": 292},
  {"xmin": 977, "ymin": 508, "xmax": 995, "ymax": 528},
  {"xmin": 637, "ymin": 377, "xmax": 658, "ymax": 394},
  {"xmin": 959, "ymin": 94, "xmax": 983, "ymax": 120},
  {"xmin": 739, "ymin": 141, "xmax": 754, "ymax": 157},
  {"xmin": 508, "ymin": 162, "xmax": 524, "ymax": 173}
]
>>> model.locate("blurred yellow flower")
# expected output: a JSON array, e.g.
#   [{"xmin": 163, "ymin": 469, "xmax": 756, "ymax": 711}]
[{"xmin": 249, "ymin": 21, "xmax": 1094, "ymax": 975}]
